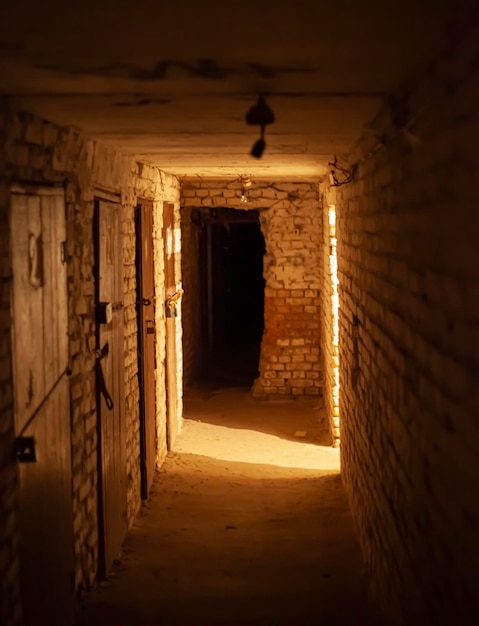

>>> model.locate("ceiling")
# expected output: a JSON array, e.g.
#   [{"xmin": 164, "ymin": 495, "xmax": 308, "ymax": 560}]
[{"xmin": 0, "ymin": 0, "xmax": 473, "ymax": 180}]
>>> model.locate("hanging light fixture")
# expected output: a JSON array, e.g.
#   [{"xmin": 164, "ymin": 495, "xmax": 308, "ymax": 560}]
[
  {"xmin": 239, "ymin": 175, "xmax": 252, "ymax": 203},
  {"xmin": 245, "ymin": 96, "xmax": 275, "ymax": 159}
]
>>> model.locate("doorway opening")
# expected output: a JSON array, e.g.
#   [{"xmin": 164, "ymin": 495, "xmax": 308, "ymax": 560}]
[{"xmin": 195, "ymin": 207, "xmax": 265, "ymax": 388}]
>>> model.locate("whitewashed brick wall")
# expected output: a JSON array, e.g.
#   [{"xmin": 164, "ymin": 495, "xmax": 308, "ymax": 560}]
[{"xmin": 318, "ymin": 185, "xmax": 340, "ymax": 443}]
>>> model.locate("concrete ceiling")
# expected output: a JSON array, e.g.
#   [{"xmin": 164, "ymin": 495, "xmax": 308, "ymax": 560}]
[{"xmin": 0, "ymin": 0, "xmax": 472, "ymax": 180}]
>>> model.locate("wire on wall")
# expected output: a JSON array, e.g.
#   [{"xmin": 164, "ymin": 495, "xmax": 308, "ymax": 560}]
[{"xmin": 328, "ymin": 156, "xmax": 357, "ymax": 187}]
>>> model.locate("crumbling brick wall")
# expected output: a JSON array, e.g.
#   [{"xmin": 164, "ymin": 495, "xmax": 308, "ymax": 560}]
[
  {"xmin": 0, "ymin": 101, "xmax": 180, "ymax": 622},
  {"xmin": 181, "ymin": 179, "xmax": 323, "ymax": 398},
  {"xmin": 332, "ymin": 17, "xmax": 479, "ymax": 624}
]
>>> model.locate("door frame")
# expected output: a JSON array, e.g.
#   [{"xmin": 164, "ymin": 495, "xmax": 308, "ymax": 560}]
[
  {"xmin": 136, "ymin": 200, "xmax": 157, "ymax": 499},
  {"xmin": 93, "ymin": 197, "xmax": 127, "ymax": 577},
  {"xmin": 162, "ymin": 201, "xmax": 181, "ymax": 450}
]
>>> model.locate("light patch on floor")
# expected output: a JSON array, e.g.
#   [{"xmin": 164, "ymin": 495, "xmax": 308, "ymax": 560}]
[
  {"xmin": 79, "ymin": 389, "xmax": 380, "ymax": 626},
  {"xmin": 175, "ymin": 419, "xmax": 340, "ymax": 471},
  {"xmin": 178, "ymin": 387, "xmax": 340, "ymax": 471}
]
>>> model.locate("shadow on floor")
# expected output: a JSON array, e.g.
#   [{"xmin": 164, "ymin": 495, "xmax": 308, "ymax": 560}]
[
  {"xmin": 184, "ymin": 386, "xmax": 333, "ymax": 447},
  {"xmin": 77, "ymin": 390, "xmax": 380, "ymax": 626},
  {"xmin": 78, "ymin": 453, "xmax": 379, "ymax": 626}
]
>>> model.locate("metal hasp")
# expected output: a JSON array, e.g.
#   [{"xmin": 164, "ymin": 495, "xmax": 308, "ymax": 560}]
[
  {"xmin": 96, "ymin": 301, "xmax": 113, "ymax": 324},
  {"xmin": 15, "ymin": 436, "xmax": 37, "ymax": 463}
]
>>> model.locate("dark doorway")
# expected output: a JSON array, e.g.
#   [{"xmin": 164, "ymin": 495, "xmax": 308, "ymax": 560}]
[{"xmin": 196, "ymin": 207, "xmax": 265, "ymax": 387}]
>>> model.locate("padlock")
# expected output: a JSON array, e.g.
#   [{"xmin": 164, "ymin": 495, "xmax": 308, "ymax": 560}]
[{"xmin": 166, "ymin": 302, "xmax": 177, "ymax": 318}]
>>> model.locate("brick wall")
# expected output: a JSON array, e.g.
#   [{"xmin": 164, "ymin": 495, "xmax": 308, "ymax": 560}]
[
  {"xmin": 151, "ymin": 183, "xmax": 183, "ymax": 464},
  {"xmin": 332, "ymin": 17, "xmax": 479, "ymax": 624},
  {"xmin": 319, "ymin": 185, "xmax": 340, "ymax": 443},
  {"xmin": 0, "ymin": 101, "xmax": 180, "ymax": 621},
  {"xmin": 172, "ymin": 195, "xmax": 184, "ymax": 438},
  {"xmin": 181, "ymin": 179, "xmax": 323, "ymax": 398}
]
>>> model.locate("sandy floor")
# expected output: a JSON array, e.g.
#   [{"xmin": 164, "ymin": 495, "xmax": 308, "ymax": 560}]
[{"xmin": 78, "ymin": 388, "xmax": 380, "ymax": 625}]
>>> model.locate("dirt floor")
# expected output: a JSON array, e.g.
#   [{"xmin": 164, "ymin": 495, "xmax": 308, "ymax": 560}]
[{"xmin": 78, "ymin": 388, "xmax": 381, "ymax": 625}]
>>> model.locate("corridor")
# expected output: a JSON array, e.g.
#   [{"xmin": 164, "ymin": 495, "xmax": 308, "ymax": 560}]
[
  {"xmin": 2, "ymin": 2, "xmax": 479, "ymax": 625},
  {"xmin": 79, "ymin": 389, "xmax": 379, "ymax": 625}
]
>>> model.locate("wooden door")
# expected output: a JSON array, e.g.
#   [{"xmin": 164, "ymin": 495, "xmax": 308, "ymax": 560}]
[
  {"xmin": 162, "ymin": 202, "xmax": 180, "ymax": 449},
  {"xmin": 95, "ymin": 200, "xmax": 127, "ymax": 575},
  {"xmin": 136, "ymin": 202, "xmax": 156, "ymax": 499},
  {"xmin": 10, "ymin": 186, "xmax": 75, "ymax": 626}
]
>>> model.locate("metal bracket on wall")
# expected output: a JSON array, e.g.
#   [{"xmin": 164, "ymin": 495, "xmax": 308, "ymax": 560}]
[{"xmin": 14, "ymin": 368, "xmax": 71, "ymax": 463}]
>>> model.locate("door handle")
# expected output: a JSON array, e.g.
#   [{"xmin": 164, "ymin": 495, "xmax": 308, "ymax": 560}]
[
  {"xmin": 95, "ymin": 342, "xmax": 109, "ymax": 361},
  {"xmin": 95, "ymin": 343, "xmax": 114, "ymax": 410},
  {"xmin": 96, "ymin": 360, "xmax": 114, "ymax": 410}
]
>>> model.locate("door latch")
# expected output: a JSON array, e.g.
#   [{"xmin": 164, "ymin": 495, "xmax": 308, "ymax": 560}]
[
  {"xmin": 95, "ymin": 343, "xmax": 114, "ymax": 410},
  {"xmin": 96, "ymin": 301, "xmax": 113, "ymax": 324},
  {"xmin": 15, "ymin": 437, "xmax": 37, "ymax": 463},
  {"xmin": 146, "ymin": 320, "xmax": 155, "ymax": 334}
]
